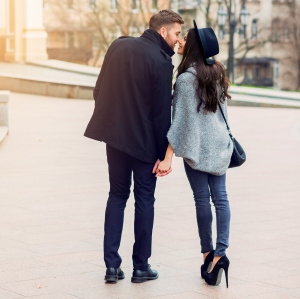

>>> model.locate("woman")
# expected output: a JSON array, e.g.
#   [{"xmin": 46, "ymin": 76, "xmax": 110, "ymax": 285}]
[{"xmin": 156, "ymin": 21, "xmax": 233, "ymax": 288}]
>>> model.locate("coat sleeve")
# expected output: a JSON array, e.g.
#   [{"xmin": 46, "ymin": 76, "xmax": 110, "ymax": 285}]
[
  {"xmin": 93, "ymin": 39, "xmax": 120, "ymax": 101},
  {"xmin": 152, "ymin": 60, "xmax": 173, "ymax": 161},
  {"xmin": 93, "ymin": 52, "xmax": 109, "ymax": 101}
]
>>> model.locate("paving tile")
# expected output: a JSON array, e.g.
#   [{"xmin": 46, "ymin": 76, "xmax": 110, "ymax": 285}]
[
  {"xmin": 266, "ymin": 258, "xmax": 300, "ymax": 274},
  {"xmin": 0, "ymin": 248, "xmax": 43, "ymax": 262},
  {"xmin": 18, "ymin": 241, "xmax": 101, "ymax": 256},
  {"xmin": 284, "ymin": 287, "xmax": 300, "ymax": 298},
  {"xmin": 0, "ymin": 259, "xmax": 51, "ymax": 272},
  {"xmin": 0, "ymin": 268, "xmax": 44, "ymax": 283},
  {"xmin": 189, "ymin": 281, "xmax": 284, "ymax": 299},
  {"xmin": 21, "ymin": 294, "xmax": 81, "ymax": 299},
  {"xmin": 37, "ymin": 262, "xmax": 102, "ymax": 278},
  {"xmin": 0, "ymin": 287, "xmax": 24, "ymax": 299},
  {"xmin": 260, "ymin": 274, "xmax": 300, "ymax": 289},
  {"xmin": 241, "ymin": 292, "xmax": 299, "ymax": 299},
  {"xmin": 231, "ymin": 248, "xmax": 299, "ymax": 264},
  {"xmin": 0, "ymin": 280, "xmax": 59, "ymax": 297},
  {"xmin": 148, "ymin": 291, "xmax": 213, "ymax": 299},
  {"xmin": 37, "ymin": 251, "xmax": 102, "ymax": 265}
]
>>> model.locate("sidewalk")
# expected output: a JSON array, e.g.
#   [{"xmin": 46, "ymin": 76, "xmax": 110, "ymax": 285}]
[
  {"xmin": 230, "ymin": 85, "xmax": 300, "ymax": 101},
  {"xmin": 229, "ymin": 86, "xmax": 300, "ymax": 109},
  {"xmin": 0, "ymin": 93, "xmax": 300, "ymax": 299}
]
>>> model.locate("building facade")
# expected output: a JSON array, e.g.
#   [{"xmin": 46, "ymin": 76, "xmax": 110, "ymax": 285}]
[
  {"xmin": 0, "ymin": 0, "xmax": 48, "ymax": 62},
  {"xmin": 175, "ymin": 0, "xmax": 300, "ymax": 90}
]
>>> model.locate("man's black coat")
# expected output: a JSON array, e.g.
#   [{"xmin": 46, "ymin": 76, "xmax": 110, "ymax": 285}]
[{"xmin": 84, "ymin": 30, "xmax": 174, "ymax": 163}]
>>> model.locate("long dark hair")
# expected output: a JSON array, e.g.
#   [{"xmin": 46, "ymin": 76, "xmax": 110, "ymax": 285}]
[{"xmin": 175, "ymin": 28, "xmax": 231, "ymax": 113}]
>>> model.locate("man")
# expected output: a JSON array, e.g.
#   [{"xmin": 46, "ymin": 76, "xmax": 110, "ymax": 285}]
[{"xmin": 84, "ymin": 10, "xmax": 184, "ymax": 283}]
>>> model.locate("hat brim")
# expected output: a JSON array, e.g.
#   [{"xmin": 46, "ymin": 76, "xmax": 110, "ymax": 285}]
[{"xmin": 193, "ymin": 20, "xmax": 216, "ymax": 65}]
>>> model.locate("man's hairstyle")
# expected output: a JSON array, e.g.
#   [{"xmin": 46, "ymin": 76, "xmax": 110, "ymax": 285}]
[{"xmin": 149, "ymin": 10, "xmax": 184, "ymax": 31}]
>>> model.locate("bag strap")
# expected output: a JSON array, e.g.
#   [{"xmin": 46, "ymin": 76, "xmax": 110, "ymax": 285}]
[{"xmin": 218, "ymin": 102, "xmax": 233, "ymax": 139}]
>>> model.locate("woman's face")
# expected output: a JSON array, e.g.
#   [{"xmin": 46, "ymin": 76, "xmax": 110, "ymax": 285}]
[{"xmin": 177, "ymin": 31, "xmax": 188, "ymax": 55}]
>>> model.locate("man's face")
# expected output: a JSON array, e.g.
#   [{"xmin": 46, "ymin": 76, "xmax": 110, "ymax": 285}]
[{"xmin": 160, "ymin": 23, "xmax": 181, "ymax": 50}]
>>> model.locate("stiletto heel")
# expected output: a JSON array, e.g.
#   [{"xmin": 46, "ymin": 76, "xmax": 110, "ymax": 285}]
[
  {"xmin": 203, "ymin": 255, "xmax": 230, "ymax": 288},
  {"xmin": 224, "ymin": 264, "xmax": 229, "ymax": 288},
  {"xmin": 200, "ymin": 250, "xmax": 215, "ymax": 278}
]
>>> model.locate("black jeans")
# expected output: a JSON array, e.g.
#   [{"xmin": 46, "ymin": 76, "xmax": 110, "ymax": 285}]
[{"xmin": 104, "ymin": 145, "xmax": 157, "ymax": 270}]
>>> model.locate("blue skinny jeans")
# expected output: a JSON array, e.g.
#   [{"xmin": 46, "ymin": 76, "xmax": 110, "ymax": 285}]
[{"xmin": 184, "ymin": 161, "xmax": 230, "ymax": 256}]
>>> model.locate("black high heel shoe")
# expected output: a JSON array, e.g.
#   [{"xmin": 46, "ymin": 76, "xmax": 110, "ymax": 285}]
[
  {"xmin": 203, "ymin": 255, "xmax": 230, "ymax": 288},
  {"xmin": 200, "ymin": 250, "xmax": 215, "ymax": 278}
]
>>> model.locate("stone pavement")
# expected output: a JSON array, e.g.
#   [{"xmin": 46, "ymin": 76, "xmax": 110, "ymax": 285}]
[{"xmin": 0, "ymin": 92, "xmax": 300, "ymax": 299}]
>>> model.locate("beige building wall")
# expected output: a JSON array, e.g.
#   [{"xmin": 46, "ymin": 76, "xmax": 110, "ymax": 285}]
[
  {"xmin": 0, "ymin": 0, "xmax": 48, "ymax": 62},
  {"xmin": 177, "ymin": 0, "xmax": 299, "ymax": 90}
]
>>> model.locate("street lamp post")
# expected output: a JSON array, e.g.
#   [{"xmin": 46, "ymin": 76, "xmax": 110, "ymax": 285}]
[
  {"xmin": 217, "ymin": 2, "xmax": 250, "ymax": 84},
  {"xmin": 229, "ymin": 18, "xmax": 236, "ymax": 83}
]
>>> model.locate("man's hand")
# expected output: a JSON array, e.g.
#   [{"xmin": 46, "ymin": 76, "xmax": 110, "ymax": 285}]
[{"xmin": 152, "ymin": 159, "xmax": 161, "ymax": 174}]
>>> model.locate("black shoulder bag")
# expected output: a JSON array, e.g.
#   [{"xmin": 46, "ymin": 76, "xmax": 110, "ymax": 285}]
[{"xmin": 218, "ymin": 102, "xmax": 246, "ymax": 168}]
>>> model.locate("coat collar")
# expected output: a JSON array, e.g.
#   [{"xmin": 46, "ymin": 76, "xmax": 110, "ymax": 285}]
[{"xmin": 141, "ymin": 29, "xmax": 175, "ymax": 57}]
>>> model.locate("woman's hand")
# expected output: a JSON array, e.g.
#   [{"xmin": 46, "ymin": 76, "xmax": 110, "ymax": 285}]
[
  {"xmin": 155, "ymin": 143, "xmax": 174, "ymax": 177},
  {"xmin": 156, "ymin": 158, "xmax": 172, "ymax": 177}
]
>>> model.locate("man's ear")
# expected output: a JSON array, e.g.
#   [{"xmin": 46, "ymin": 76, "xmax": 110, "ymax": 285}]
[{"xmin": 159, "ymin": 27, "xmax": 167, "ymax": 39}]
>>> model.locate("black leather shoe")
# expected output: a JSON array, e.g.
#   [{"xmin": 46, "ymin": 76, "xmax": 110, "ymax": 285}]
[
  {"xmin": 104, "ymin": 267, "xmax": 125, "ymax": 283},
  {"xmin": 131, "ymin": 264, "xmax": 158, "ymax": 283}
]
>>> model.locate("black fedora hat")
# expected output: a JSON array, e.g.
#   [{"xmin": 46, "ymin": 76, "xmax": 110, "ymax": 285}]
[{"xmin": 193, "ymin": 20, "xmax": 219, "ymax": 65}]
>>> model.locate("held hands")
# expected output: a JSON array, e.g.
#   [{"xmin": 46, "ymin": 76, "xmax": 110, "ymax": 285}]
[
  {"xmin": 152, "ymin": 144, "xmax": 174, "ymax": 178},
  {"xmin": 154, "ymin": 158, "xmax": 172, "ymax": 177}
]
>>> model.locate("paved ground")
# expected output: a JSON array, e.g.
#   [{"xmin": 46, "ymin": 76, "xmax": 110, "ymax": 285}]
[{"xmin": 0, "ymin": 92, "xmax": 300, "ymax": 299}]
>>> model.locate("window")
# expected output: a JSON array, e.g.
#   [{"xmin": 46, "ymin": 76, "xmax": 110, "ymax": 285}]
[
  {"xmin": 254, "ymin": 67, "xmax": 260, "ymax": 79},
  {"xmin": 251, "ymin": 19, "xmax": 258, "ymax": 40},
  {"xmin": 283, "ymin": 22, "xmax": 290, "ymax": 41},
  {"xmin": 110, "ymin": 0, "xmax": 118, "ymax": 11},
  {"xmin": 271, "ymin": 19, "xmax": 281, "ymax": 41},
  {"xmin": 89, "ymin": 0, "xmax": 96, "ymax": 9},
  {"xmin": 151, "ymin": 0, "xmax": 158, "ymax": 11},
  {"xmin": 67, "ymin": 0, "xmax": 73, "ymax": 9},
  {"xmin": 132, "ymin": 0, "xmax": 139, "ymax": 12},
  {"xmin": 93, "ymin": 35, "xmax": 100, "ymax": 49},
  {"xmin": 65, "ymin": 32, "xmax": 74, "ymax": 48}
]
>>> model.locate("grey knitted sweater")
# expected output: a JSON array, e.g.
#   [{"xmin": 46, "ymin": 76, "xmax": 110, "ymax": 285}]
[{"xmin": 167, "ymin": 66, "xmax": 233, "ymax": 176}]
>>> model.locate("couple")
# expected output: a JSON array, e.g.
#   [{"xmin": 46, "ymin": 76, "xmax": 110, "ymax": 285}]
[{"xmin": 84, "ymin": 10, "xmax": 232, "ymax": 288}]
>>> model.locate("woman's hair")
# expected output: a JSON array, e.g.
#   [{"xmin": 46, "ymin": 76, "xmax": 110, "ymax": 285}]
[
  {"xmin": 149, "ymin": 10, "xmax": 184, "ymax": 31},
  {"xmin": 176, "ymin": 28, "xmax": 231, "ymax": 113}
]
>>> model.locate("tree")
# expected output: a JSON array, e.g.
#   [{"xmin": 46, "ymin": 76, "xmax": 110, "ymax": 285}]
[
  {"xmin": 211, "ymin": 0, "xmax": 271, "ymax": 83},
  {"xmin": 44, "ymin": 0, "xmax": 170, "ymax": 66},
  {"xmin": 288, "ymin": 0, "xmax": 300, "ymax": 89},
  {"xmin": 87, "ymin": 0, "xmax": 168, "ymax": 66}
]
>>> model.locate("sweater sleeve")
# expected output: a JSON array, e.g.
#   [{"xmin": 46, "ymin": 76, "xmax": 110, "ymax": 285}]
[{"xmin": 167, "ymin": 73, "xmax": 197, "ymax": 158}]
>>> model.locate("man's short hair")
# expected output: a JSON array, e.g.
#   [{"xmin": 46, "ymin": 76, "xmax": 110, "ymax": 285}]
[{"xmin": 149, "ymin": 10, "xmax": 184, "ymax": 31}]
